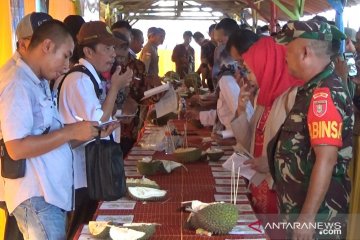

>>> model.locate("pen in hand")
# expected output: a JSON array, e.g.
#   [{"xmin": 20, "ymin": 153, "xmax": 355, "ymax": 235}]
[{"xmin": 75, "ymin": 116, "xmax": 84, "ymax": 122}]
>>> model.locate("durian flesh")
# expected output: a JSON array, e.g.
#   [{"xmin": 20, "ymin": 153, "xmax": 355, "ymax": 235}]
[
  {"xmin": 88, "ymin": 221, "xmax": 111, "ymax": 238},
  {"xmin": 109, "ymin": 226, "xmax": 145, "ymax": 240},
  {"xmin": 128, "ymin": 187, "xmax": 167, "ymax": 201}
]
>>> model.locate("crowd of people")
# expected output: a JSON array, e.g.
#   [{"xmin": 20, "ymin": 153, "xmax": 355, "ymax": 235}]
[{"xmin": 0, "ymin": 10, "xmax": 359, "ymax": 240}]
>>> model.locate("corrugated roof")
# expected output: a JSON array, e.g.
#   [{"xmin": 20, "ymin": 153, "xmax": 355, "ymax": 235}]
[{"xmin": 103, "ymin": 0, "xmax": 360, "ymax": 21}]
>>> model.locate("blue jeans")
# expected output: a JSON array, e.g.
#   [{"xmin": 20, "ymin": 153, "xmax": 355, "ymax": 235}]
[{"xmin": 12, "ymin": 197, "xmax": 66, "ymax": 240}]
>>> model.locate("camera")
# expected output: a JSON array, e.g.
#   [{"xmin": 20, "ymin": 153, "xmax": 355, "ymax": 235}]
[{"xmin": 343, "ymin": 52, "xmax": 357, "ymax": 77}]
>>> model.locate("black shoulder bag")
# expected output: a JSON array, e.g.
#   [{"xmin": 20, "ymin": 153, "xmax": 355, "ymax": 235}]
[
  {"xmin": 1, "ymin": 127, "xmax": 50, "ymax": 179},
  {"xmin": 85, "ymin": 132, "xmax": 126, "ymax": 201},
  {"xmin": 59, "ymin": 65, "xmax": 126, "ymax": 200},
  {"xmin": 0, "ymin": 139, "xmax": 26, "ymax": 179}
]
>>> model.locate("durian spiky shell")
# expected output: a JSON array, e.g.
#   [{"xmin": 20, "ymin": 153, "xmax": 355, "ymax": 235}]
[
  {"xmin": 184, "ymin": 73, "xmax": 201, "ymax": 90},
  {"xmin": 173, "ymin": 147, "xmax": 202, "ymax": 163},
  {"xmin": 206, "ymin": 150, "xmax": 224, "ymax": 162},
  {"xmin": 164, "ymin": 71, "xmax": 180, "ymax": 81},
  {"xmin": 136, "ymin": 161, "xmax": 167, "ymax": 176},
  {"xmin": 123, "ymin": 223, "xmax": 156, "ymax": 240},
  {"xmin": 190, "ymin": 203, "xmax": 238, "ymax": 235}
]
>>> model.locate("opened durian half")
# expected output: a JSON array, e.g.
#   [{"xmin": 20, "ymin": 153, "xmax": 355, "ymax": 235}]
[
  {"xmin": 206, "ymin": 148, "xmax": 224, "ymax": 162},
  {"xmin": 126, "ymin": 177, "xmax": 160, "ymax": 189},
  {"xmin": 123, "ymin": 223, "xmax": 157, "ymax": 240},
  {"xmin": 136, "ymin": 160, "xmax": 167, "ymax": 176},
  {"xmin": 189, "ymin": 203, "xmax": 238, "ymax": 235},
  {"xmin": 88, "ymin": 221, "xmax": 111, "ymax": 238},
  {"xmin": 137, "ymin": 159, "xmax": 185, "ymax": 175},
  {"xmin": 173, "ymin": 147, "xmax": 202, "ymax": 163},
  {"xmin": 128, "ymin": 186, "xmax": 167, "ymax": 201},
  {"xmin": 89, "ymin": 221, "xmax": 157, "ymax": 240}
]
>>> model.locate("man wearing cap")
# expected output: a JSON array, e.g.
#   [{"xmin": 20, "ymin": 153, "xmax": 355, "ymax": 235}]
[
  {"xmin": 1, "ymin": 12, "xmax": 52, "ymax": 72},
  {"xmin": 0, "ymin": 12, "xmax": 52, "ymax": 240},
  {"xmin": 58, "ymin": 21, "xmax": 132, "ymax": 238},
  {"xmin": 139, "ymin": 27, "xmax": 162, "ymax": 76},
  {"xmin": 0, "ymin": 19, "xmax": 105, "ymax": 240},
  {"xmin": 270, "ymin": 21, "xmax": 353, "ymax": 239},
  {"xmin": 172, "ymin": 31, "xmax": 195, "ymax": 79}
]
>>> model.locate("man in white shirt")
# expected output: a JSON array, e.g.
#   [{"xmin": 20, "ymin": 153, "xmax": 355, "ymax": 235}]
[
  {"xmin": 0, "ymin": 12, "xmax": 52, "ymax": 240},
  {"xmin": 0, "ymin": 20, "xmax": 103, "ymax": 240},
  {"xmin": 58, "ymin": 21, "xmax": 132, "ymax": 238}
]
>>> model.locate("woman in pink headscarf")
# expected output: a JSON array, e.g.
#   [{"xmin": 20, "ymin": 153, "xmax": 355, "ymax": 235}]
[{"xmin": 227, "ymin": 32, "xmax": 303, "ymax": 215}]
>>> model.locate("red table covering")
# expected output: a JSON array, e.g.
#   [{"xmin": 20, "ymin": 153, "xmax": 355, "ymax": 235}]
[{"xmin": 74, "ymin": 121, "xmax": 267, "ymax": 240}]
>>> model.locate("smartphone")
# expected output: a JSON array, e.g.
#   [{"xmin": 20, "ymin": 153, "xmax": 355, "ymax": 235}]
[
  {"xmin": 344, "ymin": 52, "xmax": 358, "ymax": 77},
  {"xmin": 96, "ymin": 119, "xmax": 120, "ymax": 129}
]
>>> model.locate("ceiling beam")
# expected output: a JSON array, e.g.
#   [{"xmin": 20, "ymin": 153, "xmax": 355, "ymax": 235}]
[
  {"xmin": 245, "ymin": 0, "xmax": 271, "ymax": 22},
  {"xmin": 124, "ymin": 15, "xmax": 222, "ymax": 20}
]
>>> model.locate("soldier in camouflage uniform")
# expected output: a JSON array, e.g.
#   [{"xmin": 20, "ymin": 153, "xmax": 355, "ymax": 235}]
[{"xmin": 269, "ymin": 21, "xmax": 354, "ymax": 239}]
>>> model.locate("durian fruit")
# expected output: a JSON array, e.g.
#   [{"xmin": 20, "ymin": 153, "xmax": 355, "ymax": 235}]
[
  {"xmin": 147, "ymin": 110, "xmax": 178, "ymax": 126},
  {"xmin": 123, "ymin": 223, "xmax": 156, "ymax": 240},
  {"xmin": 164, "ymin": 71, "xmax": 180, "ymax": 81},
  {"xmin": 199, "ymin": 151, "xmax": 208, "ymax": 161},
  {"xmin": 184, "ymin": 73, "xmax": 201, "ymax": 92},
  {"xmin": 136, "ymin": 161, "xmax": 167, "ymax": 176},
  {"xmin": 88, "ymin": 221, "xmax": 111, "ymax": 238},
  {"xmin": 206, "ymin": 148, "xmax": 224, "ymax": 162},
  {"xmin": 126, "ymin": 177, "xmax": 160, "ymax": 189},
  {"xmin": 190, "ymin": 203, "xmax": 238, "ymax": 235},
  {"xmin": 163, "ymin": 71, "xmax": 181, "ymax": 88},
  {"xmin": 128, "ymin": 187, "xmax": 167, "ymax": 201},
  {"xmin": 109, "ymin": 226, "xmax": 145, "ymax": 240},
  {"xmin": 173, "ymin": 147, "xmax": 202, "ymax": 163}
]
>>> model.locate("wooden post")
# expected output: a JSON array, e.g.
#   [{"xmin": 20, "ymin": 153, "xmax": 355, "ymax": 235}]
[
  {"xmin": 246, "ymin": 0, "xmax": 271, "ymax": 23},
  {"xmin": 270, "ymin": 1, "xmax": 277, "ymax": 33},
  {"xmin": 328, "ymin": 0, "xmax": 346, "ymax": 53}
]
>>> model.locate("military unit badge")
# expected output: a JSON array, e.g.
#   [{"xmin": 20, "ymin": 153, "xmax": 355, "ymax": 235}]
[{"xmin": 313, "ymin": 100, "xmax": 327, "ymax": 117}]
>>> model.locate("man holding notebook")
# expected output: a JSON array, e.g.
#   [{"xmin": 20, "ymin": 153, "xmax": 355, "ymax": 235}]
[{"xmin": 57, "ymin": 21, "xmax": 132, "ymax": 238}]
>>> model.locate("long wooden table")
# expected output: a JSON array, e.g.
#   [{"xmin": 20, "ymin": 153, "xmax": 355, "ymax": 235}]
[{"xmin": 75, "ymin": 121, "xmax": 267, "ymax": 239}]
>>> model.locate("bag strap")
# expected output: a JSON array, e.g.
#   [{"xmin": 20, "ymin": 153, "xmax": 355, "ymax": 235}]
[
  {"xmin": 57, "ymin": 65, "xmax": 102, "ymax": 107},
  {"xmin": 94, "ymin": 129, "xmax": 114, "ymax": 144}
]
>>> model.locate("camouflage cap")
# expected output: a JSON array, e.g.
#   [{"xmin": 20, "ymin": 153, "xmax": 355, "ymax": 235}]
[{"xmin": 276, "ymin": 20, "xmax": 346, "ymax": 44}]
